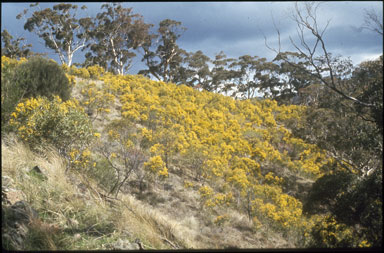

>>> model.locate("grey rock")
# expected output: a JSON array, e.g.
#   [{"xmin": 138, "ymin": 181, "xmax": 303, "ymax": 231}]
[
  {"xmin": 32, "ymin": 165, "xmax": 43, "ymax": 174},
  {"xmin": 163, "ymin": 183, "xmax": 173, "ymax": 191},
  {"xmin": 29, "ymin": 166, "xmax": 48, "ymax": 181},
  {"xmin": 112, "ymin": 238, "xmax": 140, "ymax": 250},
  {"xmin": 11, "ymin": 200, "xmax": 39, "ymax": 222},
  {"xmin": 2, "ymin": 175, "xmax": 14, "ymax": 187},
  {"xmin": 2, "ymin": 200, "xmax": 41, "ymax": 250}
]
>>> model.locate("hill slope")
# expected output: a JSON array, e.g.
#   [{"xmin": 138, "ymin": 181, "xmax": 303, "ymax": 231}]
[{"xmin": 2, "ymin": 62, "xmax": 337, "ymax": 250}]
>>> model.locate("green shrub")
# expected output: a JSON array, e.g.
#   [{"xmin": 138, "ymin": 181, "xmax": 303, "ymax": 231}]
[
  {"xmin": 9, "ymin": 96, "xmax": 95, "ymax": 154},
  {"xmin": 1, "ymin": 56, "xmax": 27, "ymax": 127},
  {"xmin": 308, "ymin": 215, "xmax": 356, "ymax": 248},
  {"xmin": 11, "ymin": 56, "xmax": 71, "ymax": 101},
  {"xmin": 87, "ymin": 158, "xmax": 117, "ymax": 193}
]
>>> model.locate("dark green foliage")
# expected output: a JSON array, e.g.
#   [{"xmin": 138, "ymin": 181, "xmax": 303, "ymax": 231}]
[
  {"xmin": 303, "ymin": 170, "xmax": 356, "ymax": 215},
  {"xmin": 304, "ymin": 168, "xmax": 383, "ymax": 247},
  {"xmin": 309, "ymin": 215, "xmax": 356, "ymax": 248},
  {"xmin": 88, "ymin": 158, "xmax": 117, "ymax": 193},
  {"xmin": 140, "ymin": 19, "xmax": 187, "ymax": 82},
  {"xmin": 332, "ymin": 169, "xmax": 382, "ymax": 246},
  {"xmin": 352, "ymin": 55, "xmax": 383, "ymax": 133},
  {"xmin": 1, "ymin": 60, "xmax": 23, "ymax": 127},
  {"xmin": 12, "ymin": 56, "xmax": 71, "ymax": 101},
  {"xmin": 295, "ymin": 106, "xmax": 382, "ymax": 175},
  {"xmin": 1, "ymin": 29, "xmax": 33, "ymax": 59}
]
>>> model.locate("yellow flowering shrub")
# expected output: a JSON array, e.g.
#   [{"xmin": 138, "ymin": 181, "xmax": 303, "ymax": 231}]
[
  {"xmin": 68, "ymin": 148, "xmax": 93, "ymax": 171},
  {"xmin": 1, "ymin": 55, "xmax": 26, "ymax": 69},
  {"xmin": 183, "ymin": 180, "xmax": 194, "ymax": 188},
  {"xmin": 213, "ymin": 214, "xmax": 230, "ymax": 226},
  {"xmin": 75, "ymin": 70, "xmax": 337, "ymax": 243},
  {"xmin": 72, "ymin": 66, "xmax": 91, "ymax": 79},
  {"xmin": 65, "ymin": 73, "xmax": 76, "ymax": 86},
  {"xmin": 9, "ymin": 96, "xmax": 94, "ymax": 153},
  {"xmin": 308, "ymin": 215, "xmax": 360, "ymax": 248},
  {"xmin": 80, "ymin": 82, "xmax": 115, "ymax": 120},
  {"xmin": 144, "ymin": 155, "xmax": 168, "ymax": 178},
  {"xmin": 86, "ymin": 65, "xmax": 105, "ymax": 79},
  {"xmin": 198, "ymin": 185, "xmax": 213, "ymax": 199},
  {"xmin": 264, "ymin": 172, "xmax": 284, "ymax": 186}
]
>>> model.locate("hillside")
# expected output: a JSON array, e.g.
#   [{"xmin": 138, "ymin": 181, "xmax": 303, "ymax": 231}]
[{"xmin": 1, "ymin": 57, "xmax": 378, "ymax": 250}]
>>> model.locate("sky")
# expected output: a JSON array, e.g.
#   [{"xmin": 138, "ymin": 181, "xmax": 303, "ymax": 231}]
[{"xmin": 1, "ymin": 1, "xmax": 383, "ymax": 75}]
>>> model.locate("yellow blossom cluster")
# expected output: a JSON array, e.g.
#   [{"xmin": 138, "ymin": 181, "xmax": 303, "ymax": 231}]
[
  {"xmin": 80, "ymin": 71, "xmax": 335, "ymax": 234},
  {"xmin": 69, "ymin": 148, "xmax": 93, "ymax": 170},
  {"xmin": 72, "ymin": 66, "xmax": 91, "ymax": 79},
  {"xmin": 204, "ymin": 192, "xmax": 233, "ymax": 208},
  {"xmin": 80, "ymin": 82, "xmax": 115, "ymax": 119},
  {"xmin": 183, "ymin": 180, "xmax": 194, "ymax": 188},
  {"xmin": 309, "ymin": 215, "xmax": 364, "ymax": 247},
  {"xmin": 251, "ymin": 184, "xmax": 303, "ymax": 231},
  {"xmin": 264, "ymin": 172, "xmax": 284, "ymax": 186},
  {"xmin": 1, "ymin": 55, "xmax": 27, "ymax": 69},
  {"xmin": 86, "ymin": 65, "xmax": 105, "ymax": 79},
  {"xmin": 9, "ymin": 96, "xmax": 94, "ymax": 152},
  {"xmin": 144, "ymin": 155, "xmax": 168, "ymax": 178},
  {"xmin": 213, "ymin": 214, "xmax": 230, "ymax": 226}
]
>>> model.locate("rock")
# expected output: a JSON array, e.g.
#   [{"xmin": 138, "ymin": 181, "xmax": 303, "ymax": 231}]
[
  {"xmin": 2, "ymin": 201, "xmax": 39, "ymax": 250},
  {"xmin": 2, "ymin": 188, "xmax": 27, "ymax": 205},
  {"xmin": 29, "ymin": 166, "xmax": 48, "ymax": 181},
  {"xmin": 73, "ymin": 233, "xmax": 82, "ymax": 241},
  {"xmin": 32, "ymin": 165, "xmax": 43, "ymax": 174},
  {"xmin": 111, "ymin": 238, "xmax": 140, "ymax": 250},
  {"xmin": 121, "ymin": 229, "xmax": 132, "ymax": 238},
  {"xmin": 10, "ymin": 200, "xmax": 39, "ymax": 223},
  {"xmin": 2, "ymin": 175, "xmax": 14, "ymax": 187},
  {"xmin": 163, "ymin": 183, "xmax": 173, "ymax": 191},
  {"xmin": 68, "ymin": 218, "xmax": 79, "ymax": 229}
]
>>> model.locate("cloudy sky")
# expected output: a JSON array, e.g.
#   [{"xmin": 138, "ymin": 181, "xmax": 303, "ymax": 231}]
[{"xmin": 1, "ymin": 1, "xmax": 383, "ymax": 74}]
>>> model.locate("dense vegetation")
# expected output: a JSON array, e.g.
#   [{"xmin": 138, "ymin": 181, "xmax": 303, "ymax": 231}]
[{"xmin": 1, "ymin": 2, "xmax": 382, "ymax": 250}]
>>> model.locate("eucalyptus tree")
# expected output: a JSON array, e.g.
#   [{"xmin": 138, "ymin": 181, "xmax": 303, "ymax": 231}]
[
  {"xmin": 85, "ymin": 3, "xmax": 153, "ymax": 75},
  {"xmin": 17, "ymin": 3, "xmax": 94, "ymax": 67},
  {"xmin": 264, "ymin": 2, "xmax": 383, "ymax": 246},
  {"xmin": 1, "ymin": 29, "xmax": 33, "ymax": 59},
  {"xmin": 258, "ymin": 52, "xmax": 314, "ymax": 104},
  {"xmin": 182, "ymin": 50, "xmax": 212, "ymax": 89},
  {"xmin": 210, "ymin": 51, "xmax": 235, "ymax": 94},
  {"xmin": 140, "ymin": 19, "xmax": 187, "ymax": 83},
  {"xmin": 229, "ymin": 55, "xmax": 275, "ymax": 100},
  {"xmin": 265, "ymin": 2, "xmax": 376, "ymax": 111}
]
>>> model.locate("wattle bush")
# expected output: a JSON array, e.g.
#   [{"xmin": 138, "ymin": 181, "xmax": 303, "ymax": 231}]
[{"xmin": 9, "ymin": 96, "xmax": 95, "ymax": 154}]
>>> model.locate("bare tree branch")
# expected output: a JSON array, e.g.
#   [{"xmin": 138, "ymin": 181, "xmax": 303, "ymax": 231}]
[
  {"xmin": 362, "ymin": 8, "xmax": 383, "ymax": 35},
  {"xmin": 267, "ymin": 2, "xmax": 377, "ymax": 109}
]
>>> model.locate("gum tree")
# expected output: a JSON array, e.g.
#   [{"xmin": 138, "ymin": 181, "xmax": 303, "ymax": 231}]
[
  {"xmin": 140, "ymin": 19, "xmax": 187, "ymax": 83},
  {"xmin": 85, "ymin": 3, "xmax": 153, "ymax": 75},
  {"xmin": 18, "ymin": 3, "xmax": 94, "ymax": 67}
]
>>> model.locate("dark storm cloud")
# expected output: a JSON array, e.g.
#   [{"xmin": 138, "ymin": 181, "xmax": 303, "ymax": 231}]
[
  {"xmin": 1, "ymin": 1, "xmax": 382, "ymax": 73},
  {"xmin": 324, "ymin": 25, "xmax": 382, "ymax": 55}
]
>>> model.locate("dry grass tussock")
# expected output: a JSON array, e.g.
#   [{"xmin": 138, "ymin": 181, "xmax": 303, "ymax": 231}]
[
  {"xmin": 118, "ymin": 194, "xmax": 204, "ymax": 249},
  {"xmin": 2, "ymin": 134, "xmax": 189, "ymax": 250},
  {"xmin": 2, "ymin": 133, "xmax": 36, "ymax": 178},
  {"xmin": 2, "ymin": 134, "xmax": 291, "ymax": 250}
]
